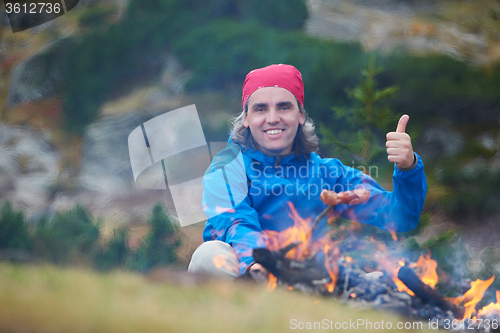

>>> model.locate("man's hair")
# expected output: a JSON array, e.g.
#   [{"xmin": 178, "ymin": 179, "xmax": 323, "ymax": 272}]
[{"xmin": 230, "ymin": 97, "xmax": 319, "ymax": 157}]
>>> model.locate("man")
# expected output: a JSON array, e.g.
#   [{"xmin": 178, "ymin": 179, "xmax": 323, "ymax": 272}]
[{"xmin": 188, "ymin": 64, "xmax": 427, "ymax": 278}]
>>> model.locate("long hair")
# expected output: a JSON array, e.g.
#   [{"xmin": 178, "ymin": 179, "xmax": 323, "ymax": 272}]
[{"xmin": 230, "ymin": 98, "xmax": 319, "ymax": 158}]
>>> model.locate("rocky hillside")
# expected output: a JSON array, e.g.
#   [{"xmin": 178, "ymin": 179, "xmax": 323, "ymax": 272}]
[{"xmin": 306, "ymin": 0, "xmax": 500, "ymax": 65}]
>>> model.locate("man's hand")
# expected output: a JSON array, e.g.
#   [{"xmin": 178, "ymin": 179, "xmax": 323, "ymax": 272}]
[
  {"xmin": 386, "ymin": 114, "xmax": 415, "ymax": 170},
  {"xmin": 250, "ymin": 263, "xmax": 269, "ymax": 274},
  {"xmin": 248, "ymin": 263, "xmax": 269, "ymax": 283}
]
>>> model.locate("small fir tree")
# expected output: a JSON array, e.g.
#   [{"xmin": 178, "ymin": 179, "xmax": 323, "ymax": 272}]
[
  {"xmin": 320, "ymin": 57, "xmax": 399, "ymax": 167},
  {"xmin": 128, "ymin": 204, "xmax": 181, "ymax": 271}
]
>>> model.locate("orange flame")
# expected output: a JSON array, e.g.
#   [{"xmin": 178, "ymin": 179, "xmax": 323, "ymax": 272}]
[
  {"xmin": 264, "ymin": 202, "xmax": 340, "ymax": 293},
  {"xmin": 265, "ymin": 202, "xmax": 313, "ymax": 260},
  {"xmin": 324, "ymin": 243, "xmax": 340, "ymax": 293},
  {"xmin": 448, "ymin": 276, "xmax": 495, "ymax": 320},
  {"xmin": 267, "ymin": 273, "xmax": 278, "ymax": 291},
  {"xmin": 410, "ymin": 254, "xmax": 439, "ymax": 289},
  {"xmin": 377, "ymin": 257, "xmax": 415, "ymax": 296},
  {"xmin": 373, "ymin": 237, "xmax": 415, "ymax": 297},
  {"xmin": 478, "ymin": 290, "xmax": 500, "ymax": 318}
]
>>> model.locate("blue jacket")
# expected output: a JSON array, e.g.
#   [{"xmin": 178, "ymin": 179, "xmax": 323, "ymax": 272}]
[{"xmin": 202, "ymin": 142, "xmax": 427, "ymax": 274}]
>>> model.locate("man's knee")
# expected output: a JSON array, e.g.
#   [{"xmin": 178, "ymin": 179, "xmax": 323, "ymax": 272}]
[{"xmin": 188, "ymin": 240, "xmax": 240, "ymax": 278}]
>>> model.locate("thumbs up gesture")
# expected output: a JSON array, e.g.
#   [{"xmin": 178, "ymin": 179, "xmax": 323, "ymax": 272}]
[{"xmin": 386, "ymin": 115, "xmax": 415, "ymax": 170}]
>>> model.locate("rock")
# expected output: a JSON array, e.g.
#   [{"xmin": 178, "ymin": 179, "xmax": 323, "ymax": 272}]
[
  {"xmin": 0, "ymin": 123, "xmax": 59, "ymax": 217},
  {"xmin": 6, "ymin": 38, "xmax": 68, "ymax": 106}
]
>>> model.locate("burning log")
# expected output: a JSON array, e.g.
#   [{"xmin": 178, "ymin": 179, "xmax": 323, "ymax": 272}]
[
  {"xmin": 255, "ymin": 189, "xmax": 371, "ymax": 290},
  {"xmin": 398, "ymin": 266, "xmax": 465, "ymax": 319},
  {"xmin": 253, "ymin": 242, "xmax": 331, "ymax": 288}
]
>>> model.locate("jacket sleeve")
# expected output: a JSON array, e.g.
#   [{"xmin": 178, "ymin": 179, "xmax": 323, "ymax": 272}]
[
  {"xmin": 331, "ymin": 153, "xmax": 427, "ymax": 232},
  {"xmin": 201, "ymin": 148, "xmax": 267, "ymax": 274}
]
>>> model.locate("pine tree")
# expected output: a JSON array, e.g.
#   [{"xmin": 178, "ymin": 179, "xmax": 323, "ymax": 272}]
[
  {"xmin": 320, "ymin": 57, "xmax": 399, "ymax": 167},
  {"xmin": 0, "ymin": 202, "xmax": 32, "ymax": 251},
  {"xmin": 128, "ymin": 204, "xmax": 181, "ymax": 271}
]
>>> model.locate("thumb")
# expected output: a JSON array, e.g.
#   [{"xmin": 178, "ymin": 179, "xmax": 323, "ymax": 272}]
[{"xmin": 396, "ymin": 114, "xmax": 409, "ymax": 133}]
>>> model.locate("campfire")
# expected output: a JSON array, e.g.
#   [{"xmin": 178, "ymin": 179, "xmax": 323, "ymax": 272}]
[{"xmin": 249, "ymin": 189, "xmax": 500, "ymax": 331}]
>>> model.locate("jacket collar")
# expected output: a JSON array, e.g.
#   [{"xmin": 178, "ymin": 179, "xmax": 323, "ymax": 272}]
[{"xmin": 228, "ymin": 137, "xmax": 307, "ymax": 167}]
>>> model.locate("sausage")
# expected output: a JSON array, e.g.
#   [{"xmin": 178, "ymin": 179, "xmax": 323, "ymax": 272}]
[{"xmin": 320, "ymin": 188, "xmax": 370, "ymax": 206}]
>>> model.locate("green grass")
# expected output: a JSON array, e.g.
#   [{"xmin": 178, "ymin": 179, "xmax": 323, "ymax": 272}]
[{"xmin": 0, "ymin": 263, "xmax": 436, "ymax": 332}]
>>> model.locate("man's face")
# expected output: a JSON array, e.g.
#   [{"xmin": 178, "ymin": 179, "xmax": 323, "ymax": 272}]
[{"xmin": 243, "ymin": 87, "xmax": 305, "ymax": 155}]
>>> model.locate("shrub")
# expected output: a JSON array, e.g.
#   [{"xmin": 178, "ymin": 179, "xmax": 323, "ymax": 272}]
[
  {"xmin": 128, "ymin": 204, "xmax": 181, "ymax": 271},
  {"xmin": 33, "ymin": 205, "xmax": 100, "ymax": 265},
  {"xmin": 0, "ymin": 202, "xmax": 32, "ymax": 251},
  {"xmin": 93, "ymin": 227, "xmax": 130, "ymax": 271}
]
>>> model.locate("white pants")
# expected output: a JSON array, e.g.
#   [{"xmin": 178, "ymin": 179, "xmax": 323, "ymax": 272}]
[{"xmin": 188, "ymin": 240, "xmax": 240, "ymax": 279}]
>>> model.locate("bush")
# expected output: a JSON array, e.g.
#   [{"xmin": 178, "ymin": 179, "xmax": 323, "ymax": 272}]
[
  {"xmin": 0, "ymin": 202, "xmax": 32, "ymax": 251},
  {"xmin": 437, "ymin": 160, "xmax": 500, "ymax": 218},
  {"xmin": 33, "ymin": 205, "xmax": 101, "ymax": 265},
  {"xmin": 0, "ymin": 201, "xmax": 183, "ymax": 271},
  {"xmin": 93, "ymin": 227, "xmax": 130, "ymax": 271},
  {"xmin": 238, "ymin": 0, "xmax": 308, "ymax": 30},
  {"xmin": 128, "ymin": 204, "xmax": 181, "ymax": 271}
]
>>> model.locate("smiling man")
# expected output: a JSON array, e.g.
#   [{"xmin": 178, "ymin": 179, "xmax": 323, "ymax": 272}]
[
  {"xmin": 188, "ymin": 64, "xmax": 427, "ymax": 279},
  {"xmin": 243, "ymin": 86, "xmax": 305, "ymax": 156}
]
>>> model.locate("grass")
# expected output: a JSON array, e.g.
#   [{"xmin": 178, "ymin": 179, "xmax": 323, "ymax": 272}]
[{"xmin": 0, "ymin": 263, "xmax": 437, "ymax": 333}]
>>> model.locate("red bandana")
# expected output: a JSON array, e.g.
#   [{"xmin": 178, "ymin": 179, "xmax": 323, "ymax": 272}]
[{"xmin": 242, "ymin": 64, "xmax": 304, "ymax": 108}]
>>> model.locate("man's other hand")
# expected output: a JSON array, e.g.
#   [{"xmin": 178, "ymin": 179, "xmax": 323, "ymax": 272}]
[
  {"xmin": 386, "ymin": 114, "xmax": 415, "ymax": 170},
  {"xmin": 248, "ymin": 263, "xmax": 269, "ymax": 283}
]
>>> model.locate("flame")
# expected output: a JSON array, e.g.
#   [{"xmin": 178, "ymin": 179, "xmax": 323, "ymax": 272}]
[
  {"xmin": 390, "ymin": 230, "xmax": 398, "ymax": 241},
  {"xmin": 410, "ymin": 254, "xmax": 439, "ymax": 289},
  {"xmin": 448, "ymin": 276, "xmax": 495, "ymax": 319},
  {"xmin": 267, "ymin": 273, "xmax": 277, "ymax": 291},
  {"xmin": 377, "ymin": 257, "xmax": 415, "ymax": 296},
  {"xmin": 478, "ymin": 290, "xmax": 500, "ymax": 318},
  {"xmin": 350, "ymin": 292, "xmax": 356, "ymax": 298},
  {"xmin": 374, "ymin": 238, "xmax": 416, "ymax": 297},
  {"xmin": 264, "ymin": 202, "xmax": 340, "ymax": 293},
  {"xmin": 324, "ymin": 243, "xmax": 340, "ymax": 293},
  {"xmin": 394, "ymin": 267, "xmax": 416, "ymax": 297},
  {"xmin": 345, "ymin": 256, "xmax": 353, "ymax": 263},
  {"xmin": 265, "ymin": 202, "xmax": 313, "ymax": 260}
]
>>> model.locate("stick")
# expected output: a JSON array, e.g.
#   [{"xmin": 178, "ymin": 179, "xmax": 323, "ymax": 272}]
[
  {"xmin": 306, "ymin": 205, "xmax": 334, "ymax": 240},
  {"xmin": 398, "ymin": 266, "xmax": 465, "ymax": 318}
]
